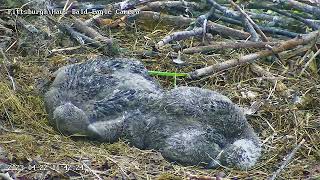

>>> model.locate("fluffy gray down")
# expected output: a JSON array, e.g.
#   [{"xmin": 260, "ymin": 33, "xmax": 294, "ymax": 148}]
[{"xmin": 44, "ymin": 57, "xmax": 261, "ymax": 169}]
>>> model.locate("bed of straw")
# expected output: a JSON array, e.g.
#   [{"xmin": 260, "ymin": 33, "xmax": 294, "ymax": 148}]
[{"xmin": 0, "ymin": 4, "xmax": 320, "ymax": 180}]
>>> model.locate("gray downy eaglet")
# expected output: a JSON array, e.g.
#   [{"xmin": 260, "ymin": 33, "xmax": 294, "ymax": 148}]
[{"xmin": 44, "ymin": 57, "xmax": 262, "ymax": 169}]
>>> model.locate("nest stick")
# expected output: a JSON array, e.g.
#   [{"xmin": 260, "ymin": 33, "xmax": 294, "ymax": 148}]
[
  {"xmin": 135, "ymin": 11, "xmax": 250, "ymax": 39},
  {"xmin": 273, "ymin": 0, "xmax": 320, "ymax": 18},
  {"xmin": 210, "ymin": 12, "xmax": 299, "ymax": 38},
  {"xmin": 72, "ymin": 18, "xmax": 113, "ymax": 46},
  {"xmin": 229, "ymin": 0, "xmax": 268, "ymax": 42},
  {"xmin": 189, "ymin": 30, "xmax": 319, "ymax": 79},
  {"xmin": 249, "ymin": 3, "xmax": 320, "ymax": 30},
  {"xmin": 268, "ymin": 139, "xmax": 306, "ymax": 180},
  {"xmin": 157, "ymin": 27, "xmax": 203, "ymax": 47},
  {"xmin": 299, "ymin": 48, "xmax": 320, "ymax": 76}
]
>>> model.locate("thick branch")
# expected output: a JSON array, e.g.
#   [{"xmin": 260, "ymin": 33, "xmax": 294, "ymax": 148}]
[{"xmin": 188, "ymin": 31, "xmax": 320, "ymax": 79}]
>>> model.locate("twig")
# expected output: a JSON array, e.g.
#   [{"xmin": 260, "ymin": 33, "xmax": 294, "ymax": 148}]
[
  {"xmin": 57, "ymin": 0, "xmax": 73, "ymax": 22},
  {"xmin": 0, "ymin": 140, "xmax": 17, "ymax": 144},
  {"xmin": 299, "ymin": 48, "xmax": 320, "ymax": 76},
  {"xmin": 229, "ymin": 1, "xmax": 260, "ymax": 42},
  {"xmin": 157, "ymin": 27, "xmax": 203, "ymax": 48},
  {"xmin": 0, "ymin": 48, "xmax": 16, "ymax": 91},
  {"xmin": 206, "ymin": 20, "xmax": 250, "ymax": 39},
  {"xmin": 82, "ymin": 162, "xmax": 103, "ymax": 180},
  {"xmin": 191, "ymin": 7, "xmax": 215, "ymax": 42},
  {"xmin": 297, "ymin": 48, "xmax": 313, "ymax": 65},
  {"xmin": 5, "ymin": 40, "xmax": 17, "ymax": 52},
  {"xmin": 188, "ymin": 30, "xmax": 319, "ymax": 78},
  {"xmin": 268, "ymin": 139, "xmax": 306, "ymax": 180},
  {"xmin": 297, "ymin": 35, "xmax": 318, "ymax": 65},
  {"xmin": 48, "ymin": 46, "xmax": 82, "ymax": 55},
  {"xmin": 103, "ymin": 155, "xmax": 131, "ymax": 179},
  {"xmin": 243, "ymin": 18, "xmax": 260, "ymax": 42}
]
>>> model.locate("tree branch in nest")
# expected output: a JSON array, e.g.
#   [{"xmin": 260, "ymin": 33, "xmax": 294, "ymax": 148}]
[
  {"xmin": 248, "ymin": 12, "xmax": 294, "ymax": 28},
  {"xmin": 207, "ymin": 0, "xmax": 240, "ymax": 19},
  {"xmin": 155, "ymin": 3, "xmax": 258, "ymax": 48},
  {"xmin": 157, "ymin": 27, "xmax": 204, "ymax": 48},
  {"xmin": 207, "ymin": 0, "xmax": 298, "ymax": 39},
  {"xmin": 272, "ymin": 0, "xmax": 320, "ymax": 19},
  {"xmin": 46, "ymin": 16, "xmax": 114, "ymax": 55},
  {"xmin": 229, "ymin": 0, "xmax": 269, "ymax": 42},
  {"xmin": 268, "ymin": 139, "xmax": 306, "ymax": 180},
  {"xmin": 248, "ymin": 3, "xmax": 320, "ymax": 30},
  {"xmin": 188, "ymin": 30, "xmax": 320, "ymax": 79},
  {"xmin": 134, "ymin": 11, "xmax": 250, "ymax": 39},
  {"xmin": 58, "ymin": 23, "xmax": 97, "ymax": 46},
  {"xmin": 72, "ymin": 18, "xmax": 113, "ymax": 46},
  {"xmin": 207, "ymin": 0, "xmax": 259, "ymax": 41},
  {"xmin": 210, "ymin": 11, "xmax": 299, "ymax": 38}
]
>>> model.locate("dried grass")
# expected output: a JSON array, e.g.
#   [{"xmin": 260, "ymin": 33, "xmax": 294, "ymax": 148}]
[{"xmin": 0, "ymin": 17, "xmax": 319, "ymax": 180}]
